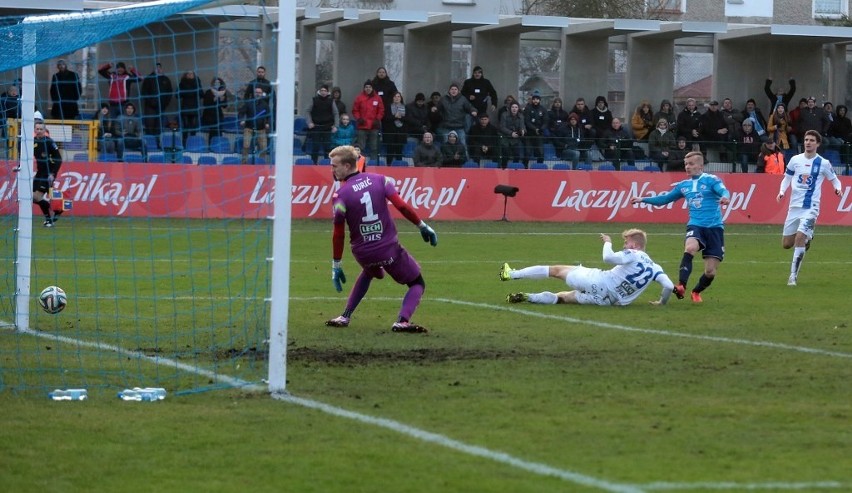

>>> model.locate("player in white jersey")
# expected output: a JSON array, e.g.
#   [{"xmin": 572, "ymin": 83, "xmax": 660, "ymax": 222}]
[
  {"xmin": 500, "ymin": 229, "xmax": 674, "ymax": 306},
  {"xmin": 777, "ymin": 130, "xmax": 842, "ymax": 286}
]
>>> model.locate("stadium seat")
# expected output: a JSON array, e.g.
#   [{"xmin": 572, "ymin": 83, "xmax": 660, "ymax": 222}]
[
  {"xmin": 124, "ymin": 153, "xmax": 146, "ymax": 163},
  {"xmin": 221, "ymin": 115, "xmax": 240, "ymax": 134},
  {"xmin": 598, "ymin": 162, "xmax": 617, "ymax": 171},
  {"xmin": 72, "ymin": 152, "xmax": 89, "ymax": 162},
  {"xmin": 506, "ymin": 161, "xmax": 525, "ymax": 170},
  {"xmin": 65, "ymin": 133, "xmax": 85, "ymax": 150},
  {"xmin": 643, "ymin": 163, "xmax": 662, "ymax": 172},
  {"xmin": 551, "ymin": 162, "xmax": 571, "ymax": 171},
  {"xmin": 160, "ymin": 132, "xmax": 182, "ymax": 151},
  {"xmin": 295, "ymin": 157, "xmax": 314, "ymax": 165},
  {"xmin": 317, "ymin": 158, "xmax": 331, "ymax": 165},
  {"xmin": 221, "ymin": 156, "xmax": 242, "ymax": 165},
  {"xmin": 209, "ymin": 136, "xmax": 231, "ymax": 154},
  {"xmin": 197, "ymin": 155, "xmax": 218, "ymax": 165},
  {"xmin": 542, "ymin": 143, "xmax": 557, "ymax": 159},
  {"xmin": 576, "ymin": 163, "xmax": 593, "ymax": 171},
  {"xmin": 142, "ymin": 134, "xmax": 159, "ymax": 152},
  {"xmin": 181, "ymin": 154, "xmax": 194, "ymax": 164},
  {"xmin": 184, "ymin": 135, "xmax": 208, "ymax": 153},
  {"xmin": 147, "ymin": 153, "xmax": 166, "ymax": 163},
  {"xmin": 620, "ymin": 164, "xmax": 638, "ymax": 172},
  {"xmin": 461, "ymin": 161, "xmax": 479, "ymax": 168},
  {"xmin": 250, "ymin": 156, "xmax": 266, "ymax": 165},
  {"xmin": 233, "ymin": 136, "xmax": 244, "ymax": 153},
  {"xmin": 482, "ymin": 161, "xmax": 499, "ymax": 169},
  {"xmin": 293, "ymin": 116, "xmax": 308, "ymax": 136},
  {"xmin": 98, "ymin": 152, "xmax": 118, "ymax": 162},
  {"xmin": 529, "ymin": 162, "xmax": 549, "ymax": 170},
  {"xmin": 402, "ymin": 141, "xmax": 417, "ymax": 158},
  {"xmin": 823, "ymin": 149, "xmax": 841, "ymax": 166}
]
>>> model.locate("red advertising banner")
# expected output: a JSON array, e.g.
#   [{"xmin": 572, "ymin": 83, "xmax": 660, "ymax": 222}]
[{"xmin": 2, "ymin": 161, "xmax": 851, "ymax": 225}]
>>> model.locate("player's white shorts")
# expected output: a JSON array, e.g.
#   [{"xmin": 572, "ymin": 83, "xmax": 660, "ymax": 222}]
[
  {"xmin": 782, "ymin": 207, "xmax": 819, "ymax": 239},
  {"xmin": 565, "ymin": 266, "xmax": 616, "ymax": 306}
]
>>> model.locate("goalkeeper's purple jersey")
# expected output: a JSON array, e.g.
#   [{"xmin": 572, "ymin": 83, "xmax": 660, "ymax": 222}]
[{"xmin": 332, "ymin": 172, "xmax": 400, "ymax": 259}]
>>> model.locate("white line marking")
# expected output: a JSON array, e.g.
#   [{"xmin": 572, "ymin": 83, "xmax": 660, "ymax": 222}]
[
  {"xmin": 641, "ymin": 481, "xmax": 846, "ymax": 490},
  {"xmin": 272, "ymin": 393, "xmax": 645, "ymax": 493}
]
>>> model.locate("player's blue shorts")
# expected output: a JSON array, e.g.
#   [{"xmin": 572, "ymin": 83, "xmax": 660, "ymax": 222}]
[{"xmin": 685, "ymin": 225, "xmax": 724, "ymax": 260}]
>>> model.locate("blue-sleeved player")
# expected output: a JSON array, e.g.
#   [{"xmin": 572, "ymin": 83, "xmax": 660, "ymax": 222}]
[{"xmin": 631, "ymin": 151, "xmax": 731, "ymax": 303}]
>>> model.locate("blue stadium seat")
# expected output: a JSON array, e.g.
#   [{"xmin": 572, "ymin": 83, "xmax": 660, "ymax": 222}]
[
  {"xmin": 147, "ymin": 153, "xmax": 166, "ymax": 163},
  {"xmin": 461, "ymin": 161, "xmax": 479, "ymax": 168},
  {"xmin": 823, "ymin": 149, "xmax": 841, "ymax": 166},
  {"xmin": 506, "ymin": 161, "xmax": 525, "ymax": 170},
  {"xmin": 184, "ymin": 135, "xmax": 208, "ymax": 153},
  {"xmin": 576, "ymin": 163, "xmax": 593, "ymax": 171},
  {"xmin": 402, "ymin": 141, "xmax": 417, "ymax": 158},
  {"xmin": 529, "ymin": 162, "xmax": 549, "ymax": 170},
  {"xmin": 209, "ymin": 136, "xmax": 231, "ymax": 154},
  {"xmin": 482, "ymin": 161, "xmax": 499, "ymax": 169},
  {"xmin": 251, "ymin": 156, "xmax": 266, "ymax": 165},
  {"xmin": 98, "ymin": 152, "xmax": 118, "ymax": 162},
  {"xmin": 142, "ymin": 134, "xmax": 159, "ymax": 152},
  {"xmin": 197, "ymin": 155, "xmax": 218, "ymax": 165},
  {"xmin": 294, "ymin": 116, "xmax": 308, "ymax": 136},
  {"xmin": 551, "ymin": 162, "xmax": 571, "ymax": 171},
  {"xmin": 390, "ymin": 159, "xmax": 409, "ymax": 167},
  {"xmin": 123, "ymin": 153, "xmax": 146, "ymax": 163},
  {"xmin": 160, "ymin": 133, "xmax": 182, "ymax": 150},
  {"xmin": 221, "ymin": 115, "xmax": 240, "ymax": 134},
  {"xmin": 72, "ymin": 152, "xmax": 89, "ymax": 162},
  {"xmin": 542, "ymin": 143, "xmax": 557, "ymax": 159},
  {"xmin": 221, "ymin": 156, "xmax": 242, "ymax": 165},
  {"xmin": 295, "ymin": 157, "xmax": 314, "ymax": 165},
  {"xmin": 620, "ymin": 164, "xmax": 638, "ymax": 172},
  {"xmin": 598, "ymin": 162, "xmax": 617, "ymax": 171},
  {"xmin": 318, "ymin": 158, "xmax": 331, "ymax": 165},
  {"xmin": 643, "ymin": 163, "xmax": 662, "ymax": 172},
  {"xmin": 181, "ymin": 154, "xmax": 194, "ymax": 164}
]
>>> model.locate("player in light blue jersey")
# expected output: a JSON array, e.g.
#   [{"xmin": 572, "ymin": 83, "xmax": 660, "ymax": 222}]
[
  {"xmin": 631, "ymin": 151, "xmax": 730, "ymax": 302},
  {"xmin": 777, "ymin": 130, "xmax": 842, "ymax": 286},
  {"xmin": 501, "ymin": 229, "xmax": 674, "ymax": 306}
]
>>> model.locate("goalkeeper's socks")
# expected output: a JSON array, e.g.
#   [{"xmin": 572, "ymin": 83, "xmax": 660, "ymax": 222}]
[
  {"xmin": 36, "ymin": 198, "xmax": 51, "ymax": 217},
  {"xmin": 528, "ymin": 291, "xmax": 558, "ymax": 304},
  {"xmin": 513, "ymin": 265, "xmax": 549, "ymax": 280}
]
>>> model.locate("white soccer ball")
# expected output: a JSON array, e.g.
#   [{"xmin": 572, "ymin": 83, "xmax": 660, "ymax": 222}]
[{"xmin": 38, "ymin": 286, "xmax": 67, "ymax": 314}]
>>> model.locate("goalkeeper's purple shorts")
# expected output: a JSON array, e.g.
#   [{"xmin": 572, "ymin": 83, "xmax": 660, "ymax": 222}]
[{"xmin": 354, "ymin": 243, "xmax": 421, "ymax": 285}]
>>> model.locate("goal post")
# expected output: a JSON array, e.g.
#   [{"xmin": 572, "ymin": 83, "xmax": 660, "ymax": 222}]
[{"xmin": 0, "ymin": 0, "xmax": 294, "ymax": 397}]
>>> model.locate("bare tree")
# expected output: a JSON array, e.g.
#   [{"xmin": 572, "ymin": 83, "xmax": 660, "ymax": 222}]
[{"xmin": 520, "ymin": 0, "xmax": 675, "ymax": 20}]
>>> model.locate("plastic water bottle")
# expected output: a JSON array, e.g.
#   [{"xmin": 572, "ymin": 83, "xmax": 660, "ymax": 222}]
[
  {"xmin": 117, "ymin": 387, "xmax": 167, "ymax": 402},
  {"xmin": 49, "ymin": 389, "xmax": 88, "ymax": 401}
]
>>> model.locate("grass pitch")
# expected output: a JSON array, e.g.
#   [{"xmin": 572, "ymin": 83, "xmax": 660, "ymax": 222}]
[{"xmin": 1, "ymin": 219, "xmax": 850, "ymax": 492}]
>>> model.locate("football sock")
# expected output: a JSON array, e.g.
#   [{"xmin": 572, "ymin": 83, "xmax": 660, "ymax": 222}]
[
  {"xmin": 512, "ymin": 265, "xmax": 549, "ymax": 280},
  {"xmin": 528, "ymin": 291, "xmax": 558, "ymax": 304},
  {"xmin": 693, "ymin": 274, "xmax": 714, "ymax": 293},
  {"xmin": 398, "ymin": 282, "xmax": 425, "ymax": 322},
  {"xmin": 678, "ymin": 252, "xmax": 694, "ymax": 285},
  {"xmin": 36, "ymin": 198, "xmax": 51, "ymax": 218},
  {"xmin": 344, "ymin": 271, "xmax": 373, "ymax": 315},
  {"xmin": 792, "ymin": 247, "xmax": 806, "ymax": 275}
]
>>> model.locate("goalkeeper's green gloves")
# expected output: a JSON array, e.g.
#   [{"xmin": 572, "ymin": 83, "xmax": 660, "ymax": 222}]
[
  {"xmin": 418, "ymin": 221, "xmax": 438, "ymax": 247},
  {"xmin": 332, "ymin": 260, "xmax": 346, "ymax": 292}
]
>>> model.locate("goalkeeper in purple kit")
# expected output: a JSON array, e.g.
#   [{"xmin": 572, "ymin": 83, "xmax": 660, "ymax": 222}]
[{"xmin": 325, "ymin": 145, "xmax": 438, "ymax": 333}]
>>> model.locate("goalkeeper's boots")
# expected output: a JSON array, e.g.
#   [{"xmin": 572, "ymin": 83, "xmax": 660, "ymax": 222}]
[
  {"xmin": 43, "ymin": 218, "xmax": 54, "ymax": 228},
  {"xmin": 673, "ymin": 283, "xmax": 686, "ymax": 300},
  {"xmin": 506, "ymin": 292, "xmax": 529, "ymax": 304},
  {"xmin": 499, "ymin": 263, "xmax": 512, "ymax": 282},
  {"xmin": 391, "ymin": 321, "xmax": 428, "ymax": 334},
  {"xmin": 325, "ymin": 316, "xmax": 350, "ymax": 328},
  {"xmin": 690, "ymin": 291, "xmax": 703, "ymax": 303}
]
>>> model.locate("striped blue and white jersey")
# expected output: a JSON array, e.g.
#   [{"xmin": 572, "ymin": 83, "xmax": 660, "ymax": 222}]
[{"xmin": 780, "ymin": 153, "xmax": 842, "ymax": 209}]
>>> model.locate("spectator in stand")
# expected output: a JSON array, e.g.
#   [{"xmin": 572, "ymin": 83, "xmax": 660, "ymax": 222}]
[
  {"xmin": 306, "ymin": 84, "xmax": 339, "ymax": 164},
  {"xmin": 382, "ymin": 91, "xmax": 407, "ymax": 163},
  {"xmin": 412, "ymin": 131, "xmax": 441, "ymax": 167},
  {"xmin": 742, "ymin": 98, "xmax": 768, "ymax": 139},
  {"xmin": 426, "ymin": 91, "xmax": 443, "ymax": 133},
  {"xmin": 371, "ymin": 67, "xmax": 398, "ymax": 125},
  {"xmin": 434, "ymin": 82, "xmax": 477, "ymax": 146},
  {"xmin": 767, "ymin": 102, "xmax": 791, "ymax": 150},
  {"xmin": 560, "ymin": 112, "xmax": 588, "ymax": 168},
  {"xmin": 631, "ymin": 100, "xmax": 654, "ymax": 141},
  {"xmin": 115, "ymin": 102, "xmax": 147, "ymax": 161},
  {"xmin": 499, "ymin": 101, "xmax": 525, "ymax": 169},
  {"xmin": 590, "ymin": 95, "xmax": 613, "ymax": 145},
  {"xmin": 676, "ymin": 97, "xmax": 702, "ymax": 151},
  {"xmin": 547, "ymin": 97, "xmax": 570, "ymax": 149},
  {"xmin": 50, "ymin": 59, "xmax": 82, "ymax": 120},
  {"xmin": 667, "ymin": 136, "xmax": 689, "ymax": 172},
  {"xmin": 331, "ymin": 113, "xmax": 356, "ymax": 147},
  {"xmin": 98, "ymin": 61, "xmax": 140, "ymax": 118},
  {"xmin": 648, "ymin": 117, "xmax": 676, "ymax": 168},
  {"xmin": 238, "ymin": 86, "xmax": 271, "ymax": 162},
  {"xmin": 243, "ymin": 66, "xmax": 272, "ymax": 101},
  {"xmin": 757, "ymin": 138, "xmax": 785, "ymax": 174},
  {"xmin": 0, "ymin": 84, "xmax": 20, "ymax": 141},
  {"xmin": 569, "ymin": 97, "xmax": 596, "ymax": 139},
  {"xmin": 764, "ymin": 77, "xmax": 796, "ymax": 115},
  {"xmin": 95, "ymin": 103, "xmax": 118, "ymax": 154},
  {"xmin": 796, "ymin": 96, "xmax": 830, "ymax": 150},
  {"xmin": 177, "ymin": 70, "xmax": 204, "ymax": 146},
  {"xmin": 602, "ymin": 118, "xmax": 635, "ymax": 170},
  {"xmin": 140, "ymin": 63, "xmax": 174, "ymax": 137},
  {"xmin": 201, "ymin": 77, "xmax": 228, "ymax": 142},
  {"xmin": 788, "ymin": 98, "xmax": 807, "ymax": 150},
  {"xmin": 700, "ymin": 100, "xmax": 731, "ymax": 162},
  {"xmin": 461, "ymin": 65, "xmax": 498, "ymax": 118},
  {"xmin": 497, "ymin": 95, "xmax": 518, "ymax": 124},
  {"xmin": 351, "ymin": 80, "xmax": 384, "ymax": 161},
  {"xmin": 733, "ymin": 118, "xmax": 761, "ymax": 173},
  {"xmin": 331, "ymin": 86, "xmax": 346, "ymax": 116},
  {"xmin": 440, "ymin": 130, "xmax": 467, "ymax": 167},
  {"xmin": 467, "ymin": 113, "xmax": 501, "ymax": 164},
  {"xmin": 653, "ymin": 99, "xmax": 677, "ymax": 137},
  {"xmin": 720, "ymin": 97, "xmax": 744, "ymax": 139},
  {"xmin": 403, "ymin": 92, "xmax": 430, "ymax": 142},
  {"xmin": 827, "ymin": 105, "xmax": 852, "ymax": 158},
  {"xmin": 523, "ymin": 90, "xmax": 547, "ymax": 166}
]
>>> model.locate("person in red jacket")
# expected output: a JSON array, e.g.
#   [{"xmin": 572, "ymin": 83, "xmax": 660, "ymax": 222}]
[
  {"xmin": 351, "ymin": 80, "xmax": 384, "ymax": 161},
  {"xmin": 98, "ymin": 62, "xmax": 140, "ymax": 117}
]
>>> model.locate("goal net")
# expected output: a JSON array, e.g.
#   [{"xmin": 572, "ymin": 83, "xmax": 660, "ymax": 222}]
[{"xmin": 0, "ymin": 0, "xmax": 292, "ymax": 398}]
